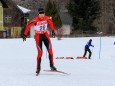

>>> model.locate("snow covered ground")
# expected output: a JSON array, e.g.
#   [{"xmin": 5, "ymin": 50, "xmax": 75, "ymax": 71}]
[{"xmin": 0, "ymin": 37, "xmax": 115, "ymax": 86}]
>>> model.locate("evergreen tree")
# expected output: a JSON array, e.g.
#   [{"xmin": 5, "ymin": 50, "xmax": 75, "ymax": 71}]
[
  {"xmin": 67, "ymin": 0, "xmax": 100, "ymax": 32},
  {"xmin": 113, "ymin": 9, "xmax": 115, "ymax": 24},
  {"xmin": 45, "ymin": 0, "xmax": 62, "ymax": 28}
]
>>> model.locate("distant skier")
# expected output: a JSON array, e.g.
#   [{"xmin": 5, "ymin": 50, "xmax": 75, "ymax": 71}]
[
  {"xmin": 83, "ymin": 39, "xmax": 94, "ymax": 59},
  {"xmin": 22, "ymin": 8, "xmax": 57, "ymax": 74}
]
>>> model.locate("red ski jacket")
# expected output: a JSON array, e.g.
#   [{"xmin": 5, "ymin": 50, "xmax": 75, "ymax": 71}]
[{"xmin": 24, "ymin": 15, "xmax": 54, "ymax": 36}]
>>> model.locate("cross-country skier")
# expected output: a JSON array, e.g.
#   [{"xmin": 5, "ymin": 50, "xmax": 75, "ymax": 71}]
[
  {"xmin": 22, "ymin": 8, "xmax": 57, "ymax": 74},
  {"xmin": 83, "ymin": 39, "xmax": 94, "ymax": 59}
]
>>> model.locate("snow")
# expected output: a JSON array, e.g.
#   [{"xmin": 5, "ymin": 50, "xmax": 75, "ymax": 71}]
[
  {"xmin": 17, "ymin": 5, "xmax": 31, "ymax": 13},
  {"xmin": 0, "ymin": 37, "xmax": 115, "ymax": 86}
]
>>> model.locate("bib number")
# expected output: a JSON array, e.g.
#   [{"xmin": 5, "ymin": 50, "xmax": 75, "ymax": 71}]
[
  {"xmin": 34, "ymin": 24, "xmax": 47, "ymax": 31},
  {"xmin": 40, "ymin": 25, "xmax": 45, "ymax": 31}
]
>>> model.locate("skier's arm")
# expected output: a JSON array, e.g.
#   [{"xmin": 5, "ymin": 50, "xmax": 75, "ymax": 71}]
[
  {"xmin": 91, "ymin": 45, "xmax": 94, "ymax": 47},
  {"xmin": 47, "ymin": 18, "xmax": 55, "ymax": 37},
  {"xmin": 88, "ymin": 42, "xmax": 94, "ymax": 47},
  {"xmin": 24, "ymin": 20, "xmax": 36, "ymax": 36},
  {"xmin": 47, "ymin": 18, "xmax": 54, "ymax": 32},
  {"xmin": 90, "ymin": 43, "xmax": 94, "ymax": 47}
]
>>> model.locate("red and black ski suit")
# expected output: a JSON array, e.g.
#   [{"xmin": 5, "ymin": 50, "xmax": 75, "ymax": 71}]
[{"xmin": 24, "ymin": 15, "xmax": 55, "ymax": 69}]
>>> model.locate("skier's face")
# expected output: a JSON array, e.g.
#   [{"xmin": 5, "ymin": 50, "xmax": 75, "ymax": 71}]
[{"xmin": 39, "ymin": 13, "xmax": 45, "ymax": 20}]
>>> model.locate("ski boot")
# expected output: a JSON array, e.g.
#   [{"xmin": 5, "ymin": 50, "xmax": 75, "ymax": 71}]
[
  {"xmin": 50, "ymin": 65, "xmax": 57, "ymax": 71},
  {"xmin": 36, "ymin": 67, "xmax": 41, "ymax": 76}
]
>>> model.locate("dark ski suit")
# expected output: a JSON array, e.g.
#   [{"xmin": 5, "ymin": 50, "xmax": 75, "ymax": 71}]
[{"xmin": 83, "ymin": 39, "xmax": 94, "ymax": 59}]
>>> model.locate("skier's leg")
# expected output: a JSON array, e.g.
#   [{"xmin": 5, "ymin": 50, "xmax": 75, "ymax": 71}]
[
  {"xmin": 44, "ymin": 33, "xmax": 56, "ymax": 70},
  {"xmin": 35, "ymin": 35, "xmax": 43, "ymax": 73},
  {"xmin": 83, "ymin": 48, "xmax": 87, "ymax": 57},
  {"xmin": 88, "ymin": 49, "xmax": 92, "ymax": 59},
  {"xmin": 36, "ymin": 46, "xmax": 42, "ymax": 73}
]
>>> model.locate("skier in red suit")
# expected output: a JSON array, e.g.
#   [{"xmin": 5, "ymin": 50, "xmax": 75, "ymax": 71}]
[{"xmin": 23, "ymin": 8, "xmax": 57, "ymax": 74}]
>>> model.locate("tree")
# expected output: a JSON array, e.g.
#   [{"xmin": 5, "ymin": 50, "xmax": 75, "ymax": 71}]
[
  {"xmin": 66, "ymin": 0, "xmax": 100, "ymax": 33},
  {"xmin": 45, "ymin": 0, "xmax": 62, "ymax": 29},
  {"xmin": 113, "ymin": 8, "xmax": 115, "ymax": 24}
]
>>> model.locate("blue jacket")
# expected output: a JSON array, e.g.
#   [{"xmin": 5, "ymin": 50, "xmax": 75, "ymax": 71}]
[{"xmin": 85, "ymin": 41, "xmax": 93, "ymax": 49}]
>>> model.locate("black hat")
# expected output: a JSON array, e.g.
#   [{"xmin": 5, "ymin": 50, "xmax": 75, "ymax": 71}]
[
  {"xmin": 38, "ymin": 8, "xmax": 44, "ymax": 14},
  {"xmin": 89, "ymin": 39, "xmax": 92, "ymax": 41}
]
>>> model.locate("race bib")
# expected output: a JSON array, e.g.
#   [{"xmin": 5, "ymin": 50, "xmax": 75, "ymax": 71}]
[
  {"xmin": 34, "ymin": 24, "xmax": 47, "ymax": 31},
  {"xmin": 34, "ymin": 20, "xmax": 48, "ymax": 31}
]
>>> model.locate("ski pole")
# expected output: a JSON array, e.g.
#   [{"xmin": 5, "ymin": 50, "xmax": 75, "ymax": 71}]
[{"xmin": 99, "ymin": 32, "xmax": 102, "ymax": 59}]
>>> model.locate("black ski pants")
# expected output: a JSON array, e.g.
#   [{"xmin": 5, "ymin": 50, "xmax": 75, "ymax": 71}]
[{"xmin": 83, "ymin": 48, "xmax": 92, "ymax": 59}]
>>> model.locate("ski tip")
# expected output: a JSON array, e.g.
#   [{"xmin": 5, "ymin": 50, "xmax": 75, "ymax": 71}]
[{"xmin": 43, "ymin": 70, "xmax": 71, "ymax": 75}]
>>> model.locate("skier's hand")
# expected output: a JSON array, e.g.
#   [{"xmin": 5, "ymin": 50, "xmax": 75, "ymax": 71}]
[
  {"xmin": 51, "ymin": 31, "xmax": 55, "ymax": 38},
  {"xmin": 23, "ymin": 35, "xmax": 27, "ymax": 42},
  {"xmin": 92, "ymin": 45, "xmax": 94, "ymax": 47}
]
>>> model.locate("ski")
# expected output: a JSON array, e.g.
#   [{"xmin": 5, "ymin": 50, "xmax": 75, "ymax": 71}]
[{"xmin": 43, "ymin": 70, "xmax": 70, "ymax": 75}]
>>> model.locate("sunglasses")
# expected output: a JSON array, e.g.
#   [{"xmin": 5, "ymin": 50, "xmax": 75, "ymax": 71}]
[{"xmin": 39, "ymin": 11, "xmax": 45, "ymax": 14}]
